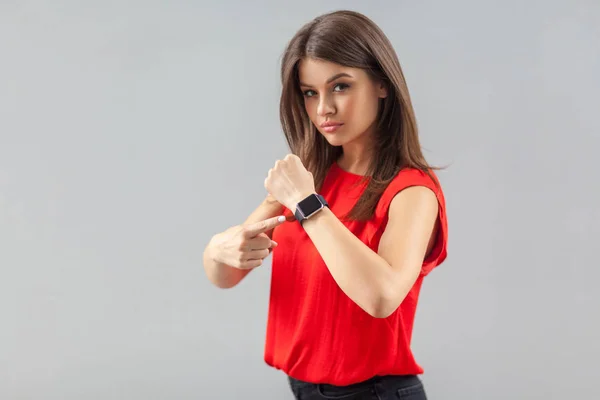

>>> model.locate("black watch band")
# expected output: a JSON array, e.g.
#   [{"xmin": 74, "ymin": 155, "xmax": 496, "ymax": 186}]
[{"xmin": 294, "ymin": 193, "xmax": 329, "ymax": 225}]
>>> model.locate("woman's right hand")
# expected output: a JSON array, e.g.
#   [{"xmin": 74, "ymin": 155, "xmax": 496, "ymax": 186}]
[{"xmin": 207, "ymin": 215, "xmax": 287, "ymax": 270}]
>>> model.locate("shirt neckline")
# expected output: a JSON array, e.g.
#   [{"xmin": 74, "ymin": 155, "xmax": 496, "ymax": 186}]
[{"xmin": 330, "ymin": 161, "xmax": 371, "ymax": 185}]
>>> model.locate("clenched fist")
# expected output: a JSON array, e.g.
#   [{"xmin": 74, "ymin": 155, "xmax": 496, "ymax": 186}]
[{"xmin": 264, "ymin": 154, "xmax": 316, "ymax": 211}]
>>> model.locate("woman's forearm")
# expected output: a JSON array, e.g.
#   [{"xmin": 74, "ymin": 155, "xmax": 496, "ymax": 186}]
[
  {"xmin": 301, "ymin": 207, "xmax": 404, "ymax": 318},
  {"xmin": 203, "ymin": 241, "xmax": 249, "ymax": 289},
  {"xmin": 203, "ymin": 196, "xmax": 285, "ymax": 289}
]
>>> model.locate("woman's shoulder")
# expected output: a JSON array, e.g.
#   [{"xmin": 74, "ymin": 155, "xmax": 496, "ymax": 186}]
[
  {"xmin": 388, "ymin": 167, "xmax": 443, "ymax": 194},
  {"xmin": 374, "ymin": 167, "xmax": 445, "ymax": 219}
]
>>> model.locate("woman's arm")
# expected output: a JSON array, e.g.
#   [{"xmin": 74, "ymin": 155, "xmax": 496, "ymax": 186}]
[
  {"xmin": 301, "ymin": 186, "xmax": 439, "ymax": 318},
  {"xmin": 203, "ymin": 195, "xmax": 286, "ymax": 289}
]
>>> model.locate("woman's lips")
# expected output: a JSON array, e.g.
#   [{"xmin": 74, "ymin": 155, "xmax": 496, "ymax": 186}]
[{"xmin": 321, "ymin": 123, "xmax": 343, "ymax": 133}]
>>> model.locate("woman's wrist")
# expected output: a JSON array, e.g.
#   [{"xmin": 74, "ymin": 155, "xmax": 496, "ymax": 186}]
[{"xmin": 263, "ymin": 194, "xmax": 285, "ymax": 212}]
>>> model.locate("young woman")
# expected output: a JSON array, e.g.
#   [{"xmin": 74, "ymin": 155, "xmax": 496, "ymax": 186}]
[{"xmin": 203, "ymin": 10, "xmax": 448, "ymax": 400}]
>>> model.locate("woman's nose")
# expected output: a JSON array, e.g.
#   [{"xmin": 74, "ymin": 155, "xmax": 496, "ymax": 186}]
[{"xmin": 317, "ymin": 96, "xmax": 335, "ymax": 116}]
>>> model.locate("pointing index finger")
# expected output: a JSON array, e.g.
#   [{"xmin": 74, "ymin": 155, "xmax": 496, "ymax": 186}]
[{"xmin": 244, "ymin": 215, "xmax": 287, "ymax": 237}]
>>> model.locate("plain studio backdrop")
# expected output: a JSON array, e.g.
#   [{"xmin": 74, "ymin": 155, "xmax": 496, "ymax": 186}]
[{"xmin": 1, "ymin": 1, "xmax": 598, "ymax": 399}]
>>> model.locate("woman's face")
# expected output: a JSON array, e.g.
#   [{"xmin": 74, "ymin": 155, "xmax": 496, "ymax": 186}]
[{"xmin": 298, "ymin": 58, "xmax": 387, "ymax": 147}]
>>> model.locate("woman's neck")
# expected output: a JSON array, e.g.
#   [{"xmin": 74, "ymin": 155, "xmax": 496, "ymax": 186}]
[
  {"xmin": 336, "ymin": 128, "xmax": 376, "ymax": 175},
  {"xmin": 337, "ymin": 151, "xmax": 372, "ymax": 176}
]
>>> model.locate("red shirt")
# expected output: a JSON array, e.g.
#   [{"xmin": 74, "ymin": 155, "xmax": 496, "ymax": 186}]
[{"xmin": 264, "ymin": 161, "xmax": 448, "ymax": 386}]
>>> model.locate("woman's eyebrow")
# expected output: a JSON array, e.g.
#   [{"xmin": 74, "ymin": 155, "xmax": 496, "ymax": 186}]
[{"xmin": 299, "ymin": 72, "xmax": 353, "ymax": 87}]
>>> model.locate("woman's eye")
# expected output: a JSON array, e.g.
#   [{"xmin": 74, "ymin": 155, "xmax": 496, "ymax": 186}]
[
  {"xmin": 303, "ymin": 83, "xmax": 349, "ymax": 98},
  {"xmin": 333, "ymin": 83, "xmax": 350, "ymax": 92}
]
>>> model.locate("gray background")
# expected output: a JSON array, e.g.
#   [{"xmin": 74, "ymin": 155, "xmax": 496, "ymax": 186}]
[{"xmin": 1, "ymin": 1, "xmax": 599, "ymax": 399}]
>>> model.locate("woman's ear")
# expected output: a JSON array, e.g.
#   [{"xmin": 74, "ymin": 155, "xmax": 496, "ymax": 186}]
[{"xmin": 377, "ymin": 81, "xmax": 388, "ymax": 99}]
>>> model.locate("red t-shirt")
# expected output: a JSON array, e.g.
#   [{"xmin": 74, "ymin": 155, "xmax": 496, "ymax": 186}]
[{"xmin": 264, "ymin": 161, "xmax": 448, "ymax": 386}]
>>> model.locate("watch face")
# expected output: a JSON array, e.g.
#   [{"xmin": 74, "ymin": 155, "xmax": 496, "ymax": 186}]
[{"xmin": 297, "ymin": 194, "xmax": 323, "ymax": 217}]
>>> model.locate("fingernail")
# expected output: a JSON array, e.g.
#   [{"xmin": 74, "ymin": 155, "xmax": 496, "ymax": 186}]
[
  {"xmin": 271, "ymin": 240, "xmax": 278, "ymax": 247},
  {"xmin": 277, "ymin": 216, "xmax": 286, "ymax": 222}
]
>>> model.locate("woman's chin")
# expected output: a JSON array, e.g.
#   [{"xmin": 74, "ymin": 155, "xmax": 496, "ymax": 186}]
[{"xmin": 323, "ymin": 135, "xmax": 346, "ymax": 147}]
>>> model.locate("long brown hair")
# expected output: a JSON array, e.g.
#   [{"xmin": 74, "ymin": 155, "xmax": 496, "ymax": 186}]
[{"xmin": 279, "ymin": 10, "xmax": 438, "ymax": 221}]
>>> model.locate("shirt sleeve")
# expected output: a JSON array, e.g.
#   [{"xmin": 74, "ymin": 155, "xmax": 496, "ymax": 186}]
[{"xmin": 372, "ymin": 168, "xmax": 448, "ymax": 276}]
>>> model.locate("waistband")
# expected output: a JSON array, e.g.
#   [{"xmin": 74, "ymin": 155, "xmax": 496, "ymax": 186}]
[{"xmin": 288, "ymin": 373, "xmax": 421, "ymax": 392}]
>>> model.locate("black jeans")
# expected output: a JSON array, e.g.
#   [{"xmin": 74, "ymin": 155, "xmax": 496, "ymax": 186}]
[{"xmin": 288, "ymin": 374, "xmax": 427, "ymax": 400}]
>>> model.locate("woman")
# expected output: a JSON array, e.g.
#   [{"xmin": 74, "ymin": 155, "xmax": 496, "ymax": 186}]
[{"xmin": 203, "ymin": 10, "xmax": 448, "ymax": 400}]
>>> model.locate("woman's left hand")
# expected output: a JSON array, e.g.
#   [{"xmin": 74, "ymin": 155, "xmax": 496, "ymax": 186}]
[{"xmin": 264, "ymin": 154, "xmax": 316, "ymax": 212}]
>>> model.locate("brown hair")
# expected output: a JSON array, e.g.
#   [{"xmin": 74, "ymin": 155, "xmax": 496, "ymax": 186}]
[{"xmin": 279, "ymin": 10, "xmax": 439, "ymax": 221}]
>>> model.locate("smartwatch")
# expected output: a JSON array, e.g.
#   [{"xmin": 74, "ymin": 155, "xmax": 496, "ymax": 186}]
[{"xmin": 294, "ymin": 193, "xmax": 329, "ymax": 225}]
